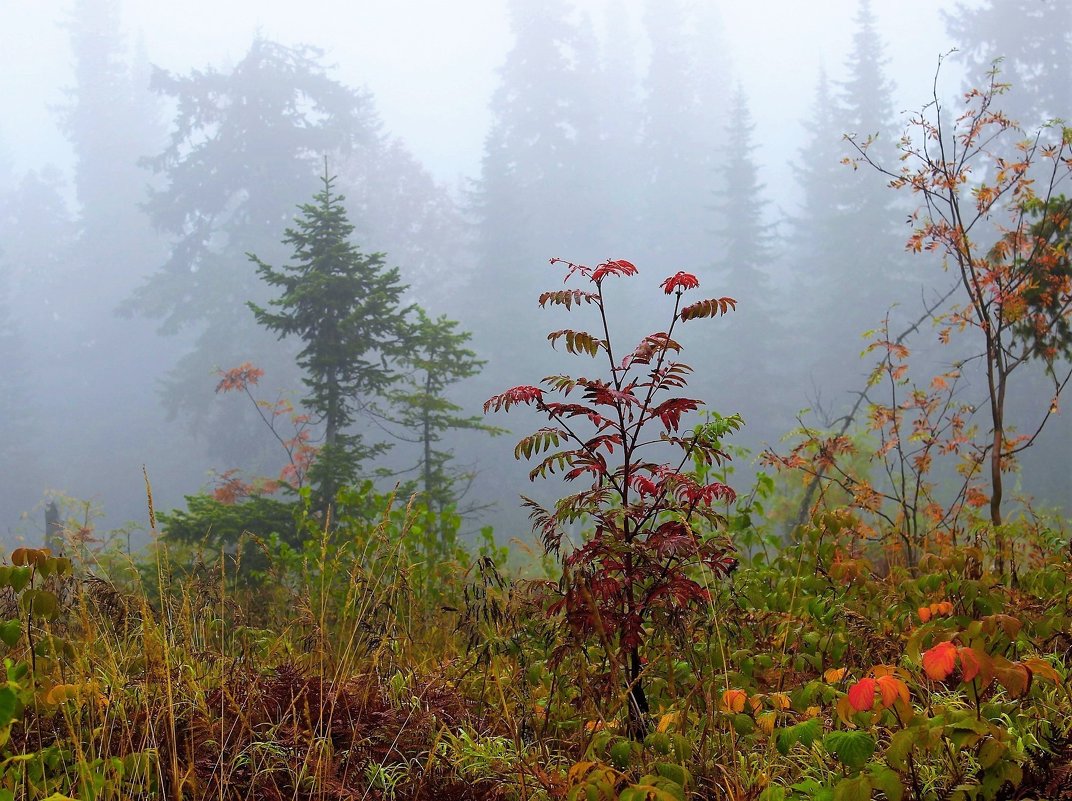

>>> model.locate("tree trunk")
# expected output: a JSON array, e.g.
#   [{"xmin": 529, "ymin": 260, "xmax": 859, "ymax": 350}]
[{"xmin": 627, "ymin": 646, "xmax": 650, "ymax": 740}]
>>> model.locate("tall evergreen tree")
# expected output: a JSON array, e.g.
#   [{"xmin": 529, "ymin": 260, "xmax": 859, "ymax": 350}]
[
  {"xmin": 638, "ymin": 0, "xmax": 729, "ymax": 270},
  {"xmin": 470, "ymin": 0, "xmax": 594, "ymax": 302},
  {"xmin": 463, "ymin": 1, "xmax": 623, "ymax": 534},
  {"xmin": 790, "ymin": 1, "xmax": 909, "ymax": 413},
  {"xmin": 716, "ymin": 85, "xmax": 775, "ymax": 298},
  {"xmin": 54, "ymin": 0, "xmax": 186, "ymax": 530},
  {"xmin": 709, "ymin": 85, "xmax": 781, "ymax": 430},
  {"xmin": 944, "ymin": 0, "xmax": 1071, "ymax": 127},
  {"xmin": 0, "ymin": 227, "xmax": 38, "ymax": 529},
  {"xmin": 834, "ymin": 0, "xmax": 909, "ymax": 324},
  {"xmin": 587, "ymin": 0, "xmax": 644, "ymax": 257},
  {"xmin": 127, "ymin": 38, "xmax": 383, "ymax": 464},
  {"xmin": 248, "ymin": 168, "xmax": 414, "ymax": 512},
  {"xmin": 788, "ymin": 67, "xmax": 847, "ymax": 346},
  {"xmin": 0, "ymin": 168, "xmax": 75, "ymax": 529},
  {"xmin": 60, "ymin": 0, "xmax": 162, "ymax": 259}
]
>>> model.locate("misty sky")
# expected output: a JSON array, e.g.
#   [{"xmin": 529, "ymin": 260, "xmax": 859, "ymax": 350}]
[{"xmin": 3, "ymin": 0, "xmax": 953, "ymax": 189}]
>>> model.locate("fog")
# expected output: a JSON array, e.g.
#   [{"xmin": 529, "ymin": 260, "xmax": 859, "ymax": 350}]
[{"xmin": 0, "ymin": 0, "xmax": 1069, "ymax": 549}]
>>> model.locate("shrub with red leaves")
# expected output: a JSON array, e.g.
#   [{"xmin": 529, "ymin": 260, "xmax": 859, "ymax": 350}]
[{"xmin": 485, "ymin": 257, "xmax": 740, "ymax": 737}]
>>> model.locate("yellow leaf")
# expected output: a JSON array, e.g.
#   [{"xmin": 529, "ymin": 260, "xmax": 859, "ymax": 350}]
[
  {"xmin": 769, "ymin": 692, "xmax": 791, "ymax": 711},
  {"xmin": 757, "ymin": 711, "xmax": 778, "ymax": 735},
  {"xmin": 824, "ymin": 667, "xmax": 847, "ymax": 684},
  {"xmin": 567, "ymin": 761, "xmax": 597, "ymax": 786},
  {"xmin": 656, "ymin": 711, "xmax": 681, "ymax": 733}
]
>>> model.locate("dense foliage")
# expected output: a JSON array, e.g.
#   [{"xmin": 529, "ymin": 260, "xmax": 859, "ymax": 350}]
[{"xmin": 2, "ymin": 474, "xmax": 1071, "ymax": 800}]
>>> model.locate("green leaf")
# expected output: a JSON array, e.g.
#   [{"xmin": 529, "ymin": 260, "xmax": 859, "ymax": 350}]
[
  {"xmin": 833, "ymin": 774, "xmax": 872, "ymax": 801},
  {"xmin": 778, "ymin": 718, "xmax": 822, "ymax": 755},
  {"xmin": 621, "ymin": 778, "xmax": 685, "ymax": 801},
  {"xmin": 19, "ymin": 589, "xmax": 60, "ymax": 620},
  {"xmin": 0, "ymin": 686, "xmax": 21, "ymax": 729},
  {"xmin": 978, "ymin": 737, "xmax": 1007, "ymax": 769},
  {"xmin": 885, "ymin": 727, "xmax": 917, "ymax": 771},
  {"xmin": 0, "ymin": 620, "xmax": 21, "ymax": 648},
  {"xmin": 8, "ymin": 567, "xmax": 30, "ymax": 594},
  {"xmin": 868, "ymin": 765, "xmax": 904, "ymax": 801},
  {"xmin": 791, "ymin": 780, "xmax": 834, "ymax": 801},
  {"xmin": 732, "ymin": 713, "xmax": 755, "ymax": 735},
  {"xmin": 796, "ymin": 718, "xmax": 822, "ymax": 749},
  {"xmin": 608, "ymin": 739, "xmax": 633, "ymax": 770},
  {"xmin": 824, "ymin": 730, "xmax": 876, "ymax": 770},
  {"xmin": 653, "ymin": 762, "xmax": 690, "ymax": 788}
]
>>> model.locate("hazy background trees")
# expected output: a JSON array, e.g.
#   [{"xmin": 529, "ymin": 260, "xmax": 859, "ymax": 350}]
[{"xmin": 0, "ymin": 0, "xmax": 1068, "ymax": 547}]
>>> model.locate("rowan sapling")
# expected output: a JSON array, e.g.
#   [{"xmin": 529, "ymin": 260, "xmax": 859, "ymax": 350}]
[{"xmin": 485, "ymin": 257, "xmax": 741, "ymax": 736}]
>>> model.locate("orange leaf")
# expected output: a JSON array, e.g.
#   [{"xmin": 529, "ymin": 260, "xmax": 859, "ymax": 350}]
[
  {"xmin": 769, "ymin": 693, "xmax": 792, "ymax": 711},
  {"xmin": 869, "ymin": 664, "xmax": 901, "ymax": 678},
  {"xmin": 847, "ymin": 678, "xmax": 877, "ymax": 712},
  {"xmin": 992, "ymin": 655, "xmax": 1031, "ymax": 698},
  {"xmin": 958, "ymin": 646, "xmax": 985, "ymax": 683},
  {"xmin": 721, "ymin": 689, "xmax": 747, "ymax": 713},
  {"xmin": 917, "ymin": 606, "xmax": 932, "ymax": 623},
  {"xmin": 875, "ymin": 675, "xmax": 910, "ymax": 709},
  {"xmin": 1022, "ymin": 657, "xmax": 1061, "ymax": 684},
  {"xmin": 922, "ymin": 641, "xmax": 958, "ymax": 680}
]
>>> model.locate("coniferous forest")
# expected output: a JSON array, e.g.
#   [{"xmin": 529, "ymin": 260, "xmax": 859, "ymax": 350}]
[{"xmin": 1, "ymin": 1, "xmax": 1072, "ymax": 798}]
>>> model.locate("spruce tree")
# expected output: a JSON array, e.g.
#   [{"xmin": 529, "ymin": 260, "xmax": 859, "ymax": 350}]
[
  {"xmin": 248, "ymin": 167, "xmax": 413, "ymax": 512},
  {"xmin": 638, "ymin": 0, "xmax": 728, "ymax": 269},
  {"xmin": 470, "ymin": 0, "xmax": 593, "ymax": 299},
  {"xmin": 0, "ymin": 168, "xmax": 75, "ymax": 528},
  {"xmin": 128, "ymin": 38, "xmax": 383, "ymax": 464},
  {"xmin": 837, "ymin": 0, "xmax": 907, "ymax": 321},
  {"xmin": 789, "ymin": 66, "xmax": 850, "ymax": 400},
  {"xmin": 710, "ymin": 85, "xmax": 781, "ymax": 432},
  {"xmin": 944, "ymin": 0, "xmax": 1071, "ymax": 128},
  {"xmin": 790, "ymin": 0, "xmax": 908, "ymax": 413},
  {"xmin": 387, "ymin": 309, "xmax": 502, "ymax": 526}
]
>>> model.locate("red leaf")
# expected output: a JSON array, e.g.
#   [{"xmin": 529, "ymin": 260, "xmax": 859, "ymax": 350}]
[
  {"xmin": 591, "ymin": 259, "xmax": 638, "ymax": 283},
  {"xmin": 922, "ymin": 641, "xmax": 958, "ymax": 680},
  {"xmin": 660, "ymin": 271, "xmax": 700, "ymax": 294},
  {"xmin": 958, "ymin": 647, "xmax": 984, "ymax": 683},
  {"xmin": 847, "ymin": 678, "xmax": 877, "ymax": 712},
  {"xmin": 484, "ymin": 385, "xmax": 544, "ymax": 413},
  {"xmin": 651, "ymin": 398, "xmax": 702, "ymax": 431}
]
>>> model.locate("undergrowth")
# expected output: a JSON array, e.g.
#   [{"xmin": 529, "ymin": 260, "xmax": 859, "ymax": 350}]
[{"xmin": 2, "ymin": 484, "xmax": 1070, "ymax": 800}]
